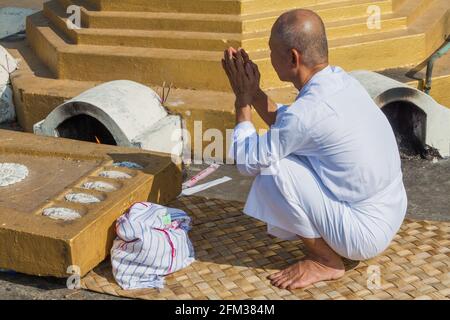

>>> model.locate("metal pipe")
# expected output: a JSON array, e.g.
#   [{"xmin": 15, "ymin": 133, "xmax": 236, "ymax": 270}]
[{"xmin": 424, "ymin": 40, "xmax": 450, "ymax": 94}]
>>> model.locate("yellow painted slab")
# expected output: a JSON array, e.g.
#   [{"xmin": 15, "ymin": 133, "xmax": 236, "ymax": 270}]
[{"xmin": 0, "ymin": 130, "xmax": 181, "ymax": 277}]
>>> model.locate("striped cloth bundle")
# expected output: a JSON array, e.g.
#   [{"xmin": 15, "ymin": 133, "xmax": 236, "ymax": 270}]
[{"xmin": 111, "ymin": 202, "xmax": 195, "ymax": 290}]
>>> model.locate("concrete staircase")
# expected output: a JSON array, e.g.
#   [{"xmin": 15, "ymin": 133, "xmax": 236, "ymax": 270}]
[
  {"xmin": 25, "ymin": 0, "xmax": 449, "ymax": 91},
  {"xmin": 5, "ymin": 0, "xmax": 450, "ymax": 143}
]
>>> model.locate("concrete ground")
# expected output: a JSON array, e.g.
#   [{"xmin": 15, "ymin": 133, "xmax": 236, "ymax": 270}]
[
  {"xmin": 0, "ymin": 0, "xmax": 47, "ymax": 10},
  {"xmin": 0, "ymin": 0, "xmax": 449, "ymax": 300}
]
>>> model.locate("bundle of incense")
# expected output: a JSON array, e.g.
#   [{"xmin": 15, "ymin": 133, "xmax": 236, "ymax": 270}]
[{"xmin": 182, "ymin": 163, "xmax": 221, "ymax": 189}]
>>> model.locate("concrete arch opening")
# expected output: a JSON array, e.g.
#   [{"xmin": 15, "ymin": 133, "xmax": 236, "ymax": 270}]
[
  {"xmin": 381, "ymin": 100, "xmax": 430, "ymax": 159},
  {"xmin": 350, "ymin": 70, "xmax": 450, "ymax": 158},
  {"xmin": 33, "ymin": 80, "xmax": 183, "ymax": 157},
  {"xmin": 57, "ymin": 114, "xmax": 117, "ymax": 146}
]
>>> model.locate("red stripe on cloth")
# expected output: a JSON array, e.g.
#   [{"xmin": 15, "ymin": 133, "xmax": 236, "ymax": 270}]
[{"xmin": 153, "ymin": 228, "xmax": 176, "ymax": 274}]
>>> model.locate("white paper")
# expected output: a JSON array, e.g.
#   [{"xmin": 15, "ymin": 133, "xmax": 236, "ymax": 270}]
[
  {"xmin": 0, "ymin": 45, "xmax": 18, "ymax": 86},
  {"xmin": 181, "ymin": 176, "xmax": 232, "ymax": 196}
]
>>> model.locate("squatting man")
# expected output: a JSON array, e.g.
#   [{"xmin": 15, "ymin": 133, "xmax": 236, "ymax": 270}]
[{"xmin": 222, "ymin": 9, "xmax": 407, "ymax": 289}]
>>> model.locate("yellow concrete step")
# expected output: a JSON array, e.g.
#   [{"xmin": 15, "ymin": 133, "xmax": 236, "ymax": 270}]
[
  {"xmin": 84, "ymin": 0, "xmax": 433, "ymax": 51},
  {"xmin": 27, "ymin": 0, "xmax": 450, "ymax": 91},
  {"xmin": 55, "ymin": 0, "xmax": 397, "ymax": 33},
  {"xmin": 45, "ymin": 0, "xmax": 426, "ymax": 51},
  {"xmin": 327, "ymin": 3, "xmax": 449, "ymax": 71},
  {"xmin": 84, "ymin": 0, "xmax": 354, "ymax": 15},
  {"xmin": 9, "ymin": 38, "xmax": 449, "ymax": 158},
  {"xmin": 74, "ymin": 15, "xmax": 407, "ymax": 49},
  {"xmin": 5, "ymin": 34, "xmax": 286, "ymax": 136},
  {"xmin": 6, "ymin": 33, "xmax": 449, "ymax": 154}
]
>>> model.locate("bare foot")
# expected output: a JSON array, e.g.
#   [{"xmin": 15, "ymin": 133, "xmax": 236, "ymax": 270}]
[{"xmin": 268, "ymin": 257, "xmax": 345, "ymax": 290}]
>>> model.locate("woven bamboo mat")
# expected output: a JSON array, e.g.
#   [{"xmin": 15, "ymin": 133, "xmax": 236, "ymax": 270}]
[{"xmin": 81, "ymin": 196, "xmax": 450, "ymax": 300}]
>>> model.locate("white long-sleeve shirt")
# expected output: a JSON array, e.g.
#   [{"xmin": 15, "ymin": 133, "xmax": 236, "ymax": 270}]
[{"xmin": 231, "ymin": 65, "xmax": 403, "ymax": 205}]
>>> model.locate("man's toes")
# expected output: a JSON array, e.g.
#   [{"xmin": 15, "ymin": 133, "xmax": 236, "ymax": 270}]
[
  {"xmin": 268, "ymin": 270, "xmax": 285, "ymax": 281},
  {"xmin": 267, "ymin": 273, "xmax": 278, "ymax": 281},
  {"xmin": 272, "ymin": 276, "xmax": 293, "ymax": 289},
  {"xmin": 270, "ymin": 275, "xmax": 285, "ymax": 286},
  {"xmin": 279, "ymin": 278, "xmax": 294, "ymax": 290},
  {"xmin": 271, "ymin": 275, "xmax": 289, "ymax": 287}
]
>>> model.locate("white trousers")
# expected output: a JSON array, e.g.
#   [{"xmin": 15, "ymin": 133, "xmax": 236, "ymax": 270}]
[{"xmin": 244, "ymin": 155, "xmax": 407, "ymax": 261}]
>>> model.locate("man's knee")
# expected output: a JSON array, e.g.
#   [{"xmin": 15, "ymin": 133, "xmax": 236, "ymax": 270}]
[{"xmin": 333, "ymin": 234, "xmax": 391, "ymax": 261}]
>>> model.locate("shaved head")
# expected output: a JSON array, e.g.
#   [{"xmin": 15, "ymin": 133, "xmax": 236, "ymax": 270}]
[{"xmin": 272, "ymin": 9, "xmax": 328, "ymax": 68}]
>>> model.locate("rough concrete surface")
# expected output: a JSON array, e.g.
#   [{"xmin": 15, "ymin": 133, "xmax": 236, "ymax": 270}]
[{"xmin": 0, "ymin": 0, "xmax": 47, "ymax": 10}]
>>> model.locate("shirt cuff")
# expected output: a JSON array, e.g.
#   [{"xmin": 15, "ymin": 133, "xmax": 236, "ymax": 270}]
[{"xmin": 233, "ymin": 121, "xmax": 256, "ymax": 141}]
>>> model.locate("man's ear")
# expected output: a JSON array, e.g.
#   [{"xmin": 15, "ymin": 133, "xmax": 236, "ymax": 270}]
[{"xmin": 290, "ymin": 49, "xmax": 301, "ymax": 67}]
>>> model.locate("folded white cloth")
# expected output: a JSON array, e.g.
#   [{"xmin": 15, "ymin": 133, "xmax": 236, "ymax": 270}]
[
  {"xmin": 0, "ymin": 45, "xmax": 18, "ymax": 85},
  {"xmin": 111, "ymin": 202, "xmax": 195, "ymax": 290},
  {"xmin": 0, "ymin": 45, "xmax": 18, "ymax": 123}
]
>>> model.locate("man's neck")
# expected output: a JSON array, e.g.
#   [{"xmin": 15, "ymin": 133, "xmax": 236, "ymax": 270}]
[{"xmin": 294, "ymin": 63, "xmax": 329, "ymax": 91}]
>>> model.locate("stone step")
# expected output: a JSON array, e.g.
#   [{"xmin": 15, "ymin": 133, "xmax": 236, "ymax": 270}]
[
  {"xmin": 6, "ymin": 34, "xmax": 449, "ymax": 152},
  {"xmin": 84, "ymin": 0, "xmax": 353, "ymax": 15},
  {"xmin": 54, "ymin": 0, "xmax": 396, "ymax": 33},
  {"xmin": 327, "ymin": 0, "xmax": 449, "ymax": 70},
  {"xmin": 10, "ymin": 46, "xmax": 450, "ymax": 148},
  {"xmin": 46, "ymin": 0, "xmax": 429, "ymax": 51},
  {"xmin": 28, "ymin": 0, "xmax": 449, "ymax": 92},
  {"xmin": 46, "ymin": 0, "xmax": 433, "ymax": 51}
]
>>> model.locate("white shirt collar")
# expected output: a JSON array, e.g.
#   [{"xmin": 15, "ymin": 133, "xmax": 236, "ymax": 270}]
[{"xmin": 296, "ymin": 65, "xmax": 333, "ymax": 99}]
